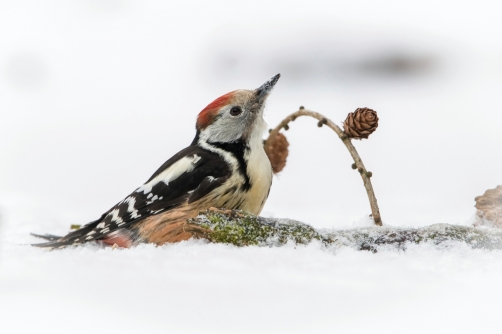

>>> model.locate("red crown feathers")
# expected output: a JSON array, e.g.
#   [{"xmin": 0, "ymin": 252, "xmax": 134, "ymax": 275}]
[{"xmin": 196, "ymin": 91, "xmax": 235, "ymax": 130}]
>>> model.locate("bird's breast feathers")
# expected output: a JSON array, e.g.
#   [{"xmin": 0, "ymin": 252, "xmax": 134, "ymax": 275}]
[{"xmin": 242, "ymin": 137, "xmax": 273, "ymax": 214}]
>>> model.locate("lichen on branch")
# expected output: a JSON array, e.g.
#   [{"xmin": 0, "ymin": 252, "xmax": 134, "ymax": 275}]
[
  {"xmin": 187, "ymin": 209, "xmax": 327, "ymax": 246},
  {"xmin": 186, "ymin": 210, "xmax": 502, "ymax": 252}
]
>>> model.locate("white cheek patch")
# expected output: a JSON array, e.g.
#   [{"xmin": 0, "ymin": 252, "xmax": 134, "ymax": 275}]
[
  {"xmin": 200, "ymin": 107, "xmax": 246, "ymax": 144},
  {"xmin": 136, "ymin": 155, "xmax": 201, "ymax": 194}
]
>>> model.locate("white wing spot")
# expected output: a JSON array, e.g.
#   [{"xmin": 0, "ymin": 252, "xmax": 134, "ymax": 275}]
[
  {"xmin": 136, "ymin": 155, "xmax": 201, "ymax": 194},
  {"xmin": 192, "ymin": 154, "xmax": 201, "ymax": 164},
  {"xmin": 107, "ymin": 209, "xmax": 124, "ymax": 225},
  {"xmin": 101, "ymin": 228, "xmax": 110, "ymax": 234},
  {"xmin": 96, "ymin": 222, "xmax": 106, "ymax": 229},
  {"xmin": 124, "ymin": 196, "xmax": 140, "ymax": 219},
  {"xmin": 146, "ymin": 195, "xmax": 159, "ymax": 205},
  {"xmin": 86, "ymin": 231, "xmax": 96, "ymax": 236}
]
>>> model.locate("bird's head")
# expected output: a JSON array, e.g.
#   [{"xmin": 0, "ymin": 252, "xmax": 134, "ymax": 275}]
[{"xmin": 195, "ymin": 74, "xmax": 280, "ymax": 145}]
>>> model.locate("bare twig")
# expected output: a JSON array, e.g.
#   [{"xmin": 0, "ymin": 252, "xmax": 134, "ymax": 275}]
[{"xmin": 265, "ymin": 108, "xmax": 382, "ymax": 226}]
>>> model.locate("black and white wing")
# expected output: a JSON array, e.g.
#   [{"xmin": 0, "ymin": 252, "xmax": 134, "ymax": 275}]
[{"xmin": 32, "ymin": 146, "xmax": 230, "ymax": 248}]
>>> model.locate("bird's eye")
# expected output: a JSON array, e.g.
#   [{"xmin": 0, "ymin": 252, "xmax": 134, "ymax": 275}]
[{"xmin": 229, "ymin": 106, "xmax": 243, "ymax": 116}]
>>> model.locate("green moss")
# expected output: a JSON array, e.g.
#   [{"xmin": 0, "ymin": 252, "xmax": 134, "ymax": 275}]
[
  {"xmin": 189, "ymin": 210, "xmax": 328, "ymax": 247},
  {"xmin": 189, "ymin": 211, "xmax": 502, "ymax": 251}
]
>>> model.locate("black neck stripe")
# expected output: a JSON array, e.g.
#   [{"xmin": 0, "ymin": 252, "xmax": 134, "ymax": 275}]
[
  {"xmin": 206, "ymin": 140, "xmax": 251, "ymax": 191},
  {"xmin": 191, "ymin": 130, "xmax": 201, "ymax": 146}
]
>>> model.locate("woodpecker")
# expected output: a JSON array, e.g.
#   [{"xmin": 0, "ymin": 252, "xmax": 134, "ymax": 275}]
[{"xmin": 32, "ymin": 74, "xmax": 280, "ymax": 248}]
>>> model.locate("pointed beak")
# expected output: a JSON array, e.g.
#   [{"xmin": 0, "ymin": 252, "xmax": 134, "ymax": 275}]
[{"xmin": 254, "ymin": 74, "xmax": 280, "ymax": 102}]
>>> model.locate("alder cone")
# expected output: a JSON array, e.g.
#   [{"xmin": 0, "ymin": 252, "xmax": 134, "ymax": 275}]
[
  {"xmin": 343, "ymin": 108, "xmax": 379, "ymax": 139},
  {"xmin": 264, "ymin": 132, "xmax": 289, "ymax": 174}
]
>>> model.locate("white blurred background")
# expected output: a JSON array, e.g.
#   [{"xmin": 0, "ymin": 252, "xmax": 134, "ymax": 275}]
[
  {"xmin": 1, "ymin": 0, "xmax": 502, "ymax": 228},
  {"xmin": 1, "ymin": 1, "xmax": 502, "ymax": 333}
]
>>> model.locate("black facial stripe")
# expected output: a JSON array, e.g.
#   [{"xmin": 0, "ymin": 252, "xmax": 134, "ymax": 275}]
[
  {"xmin": 191, "ymin": 130, "xmax": 201, "ymax": 146},
  {"xmin": 208, "ymin": 140, "xmax": 251, "ymax": 191}
]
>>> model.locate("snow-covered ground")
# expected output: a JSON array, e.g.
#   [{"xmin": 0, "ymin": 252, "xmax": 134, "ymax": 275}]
[
  {"xmin": 2, "ymin": 1, "xmax": 502, "ymax": 333},
  {"xmin": 3, "ymin": 207, "xmax": 502, "ymax": 333}
]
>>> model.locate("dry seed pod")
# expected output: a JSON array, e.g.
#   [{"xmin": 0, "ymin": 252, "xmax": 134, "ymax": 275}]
[
  {"xmin": 264, "ymin": 132, "xmax": 289, "ymax": 173},
  {"xmin": 343, "ymin": 108, "xmax": 379, "ymax": 139},
  {"xmin": 474, "ymin": 185, "xmax": 502, "ymax": 228}
]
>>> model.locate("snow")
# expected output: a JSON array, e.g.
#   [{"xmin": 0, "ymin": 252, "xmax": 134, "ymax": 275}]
[
  {"xmin": 2, "ymin": 0, "xmax": 502, "ymax": 333},
  {"xmin": 3, "ymin": 198, "xmax": 502, "ymax": 333},
  {"xmin": 353, "ymin": 215, "xmax": 376, "ymax": 228}
]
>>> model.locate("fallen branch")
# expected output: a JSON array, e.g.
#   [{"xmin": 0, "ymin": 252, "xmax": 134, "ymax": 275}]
[
  {"xmin": 186, "ymin": 210, "xmax": 502, "ymax": 252},
  {"xmin": 265, "ymin": 107, "xmax": 382, "ymax": 226}
]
